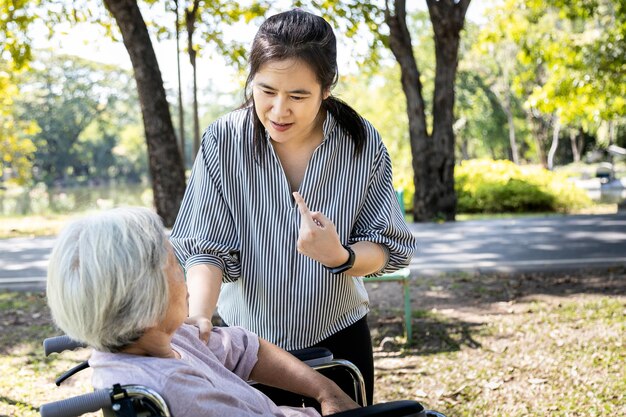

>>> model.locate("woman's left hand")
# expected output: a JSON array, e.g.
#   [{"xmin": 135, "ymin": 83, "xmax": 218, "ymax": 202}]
[
  {"xmin": 293, "ymin": 192, "xmax": 349, "ymax": 268},
  {"xmin": 318, "ymin": 387, "xmax": 360, "ymax": 415}
]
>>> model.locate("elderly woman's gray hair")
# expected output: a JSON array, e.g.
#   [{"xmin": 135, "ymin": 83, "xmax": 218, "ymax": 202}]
[{"xmin": 46, "ymin": 207, "xmax": 170, "ymax": 352}]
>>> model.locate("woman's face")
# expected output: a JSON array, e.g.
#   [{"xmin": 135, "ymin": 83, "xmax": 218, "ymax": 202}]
[
  {"xmin": 252, "ymin": 58, "xmax": 330, "ymax": 146},
  {"xmin": 160, "ymin": 241, "xmax": 189, "ymax": 334}
]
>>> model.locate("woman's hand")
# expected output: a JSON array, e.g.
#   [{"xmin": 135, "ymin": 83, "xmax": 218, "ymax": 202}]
[
  {"xmin": 185, "ymin": 315, "xmax": 213, "ymax": 343},
  {"xmin": 317, "ymin": 386, "xmax": 360, "ymax": 415},
  {"xmin": 292, "ymin": 192, "xmax": 349, "ymax": 268}
]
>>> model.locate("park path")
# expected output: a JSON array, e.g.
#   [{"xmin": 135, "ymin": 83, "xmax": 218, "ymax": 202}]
[{"xmin": 1, "ymin": 213, "xmax": 626, "ymax": 291}]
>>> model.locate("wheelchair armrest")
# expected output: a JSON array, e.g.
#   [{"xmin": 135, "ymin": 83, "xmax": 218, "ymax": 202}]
[
  {"xmin": 288, "ymin": 347, "xmax": 333, "ymax": 367},
  {"xmin": 43, "ymin": 335, "xmax": 88, "ymax": 356},
  {"xmin": 328, "ymin": 400, "xmax": 427, "ymax": 417},
  {"xmin": 55, "ymin": 361, "xmax": 90, "ymax": 386}
]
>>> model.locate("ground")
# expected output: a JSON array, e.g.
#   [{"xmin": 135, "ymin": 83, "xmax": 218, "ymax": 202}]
[
  {"xmin": 0, "ymin": 267, "xmax": 624, "ymax": 417},
  {"xmin": 367, "ymin": 267, "xmax": 625, "ymax": 416}
]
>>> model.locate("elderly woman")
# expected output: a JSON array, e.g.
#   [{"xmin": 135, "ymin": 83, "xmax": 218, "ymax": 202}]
[{"xmin": 46, "ymin": 207, "xmax": 359, "ymax": 417}]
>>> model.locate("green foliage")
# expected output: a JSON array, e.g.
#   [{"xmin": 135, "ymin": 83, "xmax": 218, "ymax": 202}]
[
  {"xmin": 153, "ymin": 0, "xmax": 270, "ymax": 71},
  {"xmin": 335, "ymin": 66, "xmax": 414, "ymax": 210},
  {"xmin": 0, "ymin": 67, "xmax": 38, "ymax": 185},
  {"xmin": 455, "ymin": 159, "xmax": 592, "ymax": 213},
  {"xmin": 14, "ymin": 52, "xmax": 145, "ymax": 185},
  {"xmin": 0, "ymin": 0, "xmax": 38, "ymax": 184},
  {"xmin": 0, "ymin": 0, "xmax": 34, "ymax": 69},
  {"xmin": 483, "ymin": 0, "xmax": 625, "ymax": 126}
]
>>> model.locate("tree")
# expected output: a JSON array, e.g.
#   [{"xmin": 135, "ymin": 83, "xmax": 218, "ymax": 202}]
[
  {"xmin": 480, "ymin": 0, "xmax": 626, "ymax": 167},
  {"xmin": 0, "ymin": 0, "xmax": 37, "ymax": 185},
  {"xmin": 172, "ymin": 0, "xmax": 186, "ymax": 167},
  {"xmin": 102, "ymin": 0, "xmax": 186, "ymax": 226},
  {"xmin": 173, "ymin": 1, "xmax": 269, "ymax": 157},
  {"xmin": 1, "ymin": 0, "xmax": 186, "ymax": 224},
  {"xmin": 384, "ymin": 0, "xmax": 470, "ymax": 221},
  {"xmin": 16, "ymin": 53, "xmax": 116, "ymax": 184},
  {"xmin": 14, "ymin": 53, "xmax": 148, "ymax": 184},
  {"xmin": 295, "ymin": 0, "xmax": 471, "ymax": 221},
  {"xmin": 0, "ymin": 72, "xmax": 37, "ymax": 185},
  {"xmin": 184, "ymin": 0, "xmax": 201, "ymax": 157}
]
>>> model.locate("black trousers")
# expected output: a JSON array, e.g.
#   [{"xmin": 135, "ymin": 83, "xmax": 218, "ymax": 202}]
[
  {"xmin": 311, "ymin": 315, "xmax": 374, "ymax": 406},
  {"xmin": 254, "ymin": 315, "xmax": 374, "ymax": 408}
]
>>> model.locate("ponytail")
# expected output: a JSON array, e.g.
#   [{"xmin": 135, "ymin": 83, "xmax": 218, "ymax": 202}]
[{"xmin": 322, "ymin": 96, "xmax": 366, "ymax": 156}]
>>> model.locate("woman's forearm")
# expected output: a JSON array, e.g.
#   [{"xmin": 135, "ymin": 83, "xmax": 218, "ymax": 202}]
[
  {"xmin": 345, "ymin": 241, "xmax": 386, "ymax": 277},
  {"xmin": 249, "ymin": 339, "xmax": 349, "ymax": 406},
  {"xmin": 186, "ymin": 264, "xmax": 223, "ymax": 319}
]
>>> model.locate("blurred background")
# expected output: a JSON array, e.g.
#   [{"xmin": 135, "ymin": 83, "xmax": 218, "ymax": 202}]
[{"xmin": 1, "ymin": 0, "xmax": 625, "ymax": 233}]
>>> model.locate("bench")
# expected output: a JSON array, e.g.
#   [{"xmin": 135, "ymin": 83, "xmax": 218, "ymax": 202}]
[
  {"xmin": 363, "ymin": 190, "xmax": 413, "ymax": 345},
  {"xmin": 363, "ymin": 267, "xmax": 412, "ymax": 345}
]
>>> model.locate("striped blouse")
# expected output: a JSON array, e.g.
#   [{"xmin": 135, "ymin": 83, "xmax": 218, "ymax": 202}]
[{"xmin": 170, "ymin": 108, "xmax": 417, "ymax": 350}]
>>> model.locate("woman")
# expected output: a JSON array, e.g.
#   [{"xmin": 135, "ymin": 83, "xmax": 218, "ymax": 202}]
[
  {"xmin": 170, "ymin": 9, "xmax": 417, "ymax": 404},
  {"xmin": 46, "ymin": 208, "xmax": 359, "ymax": 417}
]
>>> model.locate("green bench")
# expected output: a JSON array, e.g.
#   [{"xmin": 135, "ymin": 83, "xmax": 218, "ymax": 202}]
[
  {"xmin": 363, "ymin": 267, "xmax": 412, "ymax": 345},
  {"xmin": 363, "ymin": 190, "xmax": 413, "ymax": 345}
]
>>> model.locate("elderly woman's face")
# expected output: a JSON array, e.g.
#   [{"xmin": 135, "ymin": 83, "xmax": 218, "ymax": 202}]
[{"xmin": 160, "ymin": 241, "xmax": 189, "ymax": 333}]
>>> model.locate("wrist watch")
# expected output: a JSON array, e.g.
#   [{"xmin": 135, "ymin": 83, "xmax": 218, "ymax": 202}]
[{"xmin": 324, "ymin": 244, "xmax": 355, "ymax": 274}]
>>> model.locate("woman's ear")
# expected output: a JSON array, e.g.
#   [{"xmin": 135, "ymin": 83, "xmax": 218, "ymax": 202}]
[{"xmin": 323, "ymin": 89, "xmax": 331, "ymax": 100}]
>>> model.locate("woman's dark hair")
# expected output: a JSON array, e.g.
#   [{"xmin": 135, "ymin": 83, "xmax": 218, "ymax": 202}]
[{"xmin": 243, "ymin": 9, "xmax": 366, "ymax": 160}]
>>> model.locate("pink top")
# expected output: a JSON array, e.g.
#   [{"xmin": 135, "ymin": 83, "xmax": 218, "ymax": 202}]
[{"xmin": 89, "ymin": 324, "xmax": 320, "ymax": 417}]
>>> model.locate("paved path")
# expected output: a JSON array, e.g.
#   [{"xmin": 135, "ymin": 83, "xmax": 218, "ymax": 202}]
[
  {"xmin": 407, "ymin": 212, "xmax": 626, "ymax": 275},
  {"xmin": 1, "ymin": 213, "xmax": 625, "ymax": 291}
]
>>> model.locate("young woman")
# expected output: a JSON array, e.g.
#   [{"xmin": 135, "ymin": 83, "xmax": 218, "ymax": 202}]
[{"xmin": 170, "ymin": 9, "xmax": 417, "ymax": 404}]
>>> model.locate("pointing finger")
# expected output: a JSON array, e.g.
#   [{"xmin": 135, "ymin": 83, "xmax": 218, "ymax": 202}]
[
  {"xmin": 293, "ymin": 192, "xmax": 318, "ymax": 227},
  {"xmin": 293, "ymin": 192, "xmax": 311, "ymax": 216}
]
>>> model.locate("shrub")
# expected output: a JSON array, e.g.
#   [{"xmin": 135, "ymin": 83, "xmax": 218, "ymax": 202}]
[{"xmin": 455, "ymin": 159, "xmax": 592, "ymax": 214}]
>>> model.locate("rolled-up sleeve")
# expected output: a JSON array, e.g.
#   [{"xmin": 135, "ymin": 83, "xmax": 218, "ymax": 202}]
[
  {"xmin": 170, "ymin": 127, "xmax": 241, "ymax": 282},
  {"xmin": 350, "ymin": 140, "xmax": 417, "ymax": 276}
]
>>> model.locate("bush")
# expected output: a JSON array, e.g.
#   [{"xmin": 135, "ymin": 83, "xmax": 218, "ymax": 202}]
[{"xmin": 455, "ymin": 159, "xmax": 593, "ymax": 214}]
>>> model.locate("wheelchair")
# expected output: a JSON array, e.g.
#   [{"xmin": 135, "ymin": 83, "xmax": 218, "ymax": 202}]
[{"xmin": 40, "ymin": 335, "xmax": 447, "ymax": 417}]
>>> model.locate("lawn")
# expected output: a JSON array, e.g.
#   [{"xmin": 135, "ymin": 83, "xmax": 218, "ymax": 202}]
[{"xmin": 0, "ymin": 268, "xmax": 624, "ymax": 417}]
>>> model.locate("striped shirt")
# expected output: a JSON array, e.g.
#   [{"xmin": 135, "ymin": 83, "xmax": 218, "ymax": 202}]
[{"xmin": 170, "ymin": 108, "xmax": 417, "ymax": 350}]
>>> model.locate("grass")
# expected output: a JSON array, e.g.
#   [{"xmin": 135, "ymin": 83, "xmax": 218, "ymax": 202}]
[
  {"xmin": 0, "ymin": 214, "xmax": 77, "ymax": 239},
  {"xmin": 455, "ymin": 203, "xmax": 618, "ymax": 221},
  {"xmin": 367, "ymin": 269, "xmax": 626, "ymax": 416},
  {"xmin": 0, "ymin": 292, "xmax": 95, "ymax": 417},
  {"xmin": 1, "ymin": 269, "xmax": 624, "ymax": 417}
]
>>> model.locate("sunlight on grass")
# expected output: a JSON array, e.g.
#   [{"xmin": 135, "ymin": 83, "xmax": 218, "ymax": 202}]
[
  {"xmin": 375, "ymin": 296, "xmax": 626, "ymax": 416},
  {"xmin": 0, "ymin": 214, "xmax": 77, "ymax": 239},
  {"xmin": 1, "ymin": 286, "xmax": 624, "ymax": 417}
]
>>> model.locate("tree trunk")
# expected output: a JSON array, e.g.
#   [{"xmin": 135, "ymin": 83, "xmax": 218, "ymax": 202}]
[
  {"xmin": 547, "ymin": 113, "xmax": 560, "ymax": 170},
  {"xmin": 608, "ymin": 120, "xmax": 615, "ymax": 165},
  {"xmin": 501, "ymin": 45, "xmax": 519, "ymax": 164},
  {"xmin": 503, "ymin": 77, "xmax": 519, "ymax": 164},
  {"xmin": 103, "ymin": 0, "xmax": 186, "ymax": 227},
  {"xmin": 506, "ymin": 104, "xmax": 519, "ymax": 164},
  {"xmin": 186, "ymin": 0, "xmax": 201, "ymax": 158},
  {"xmin": 384, "ymin": 0, "xmax": 429, "ymax": 222},
  {"xmin": 174, "ymin": 0, "xmax": 186, "ymax": 168},
  {"xmin": 570, "ymin": 128, "xmax": 580, "ymax": 162},
  {"xmin": 426, "ymin": 0, "xmax": 469, "ymax": 221},
  {"xmin": 385, "ymin": 0, "xmax": 469, "ymax": 221},
  {"xmin": 528, "ymin": 111, "xmax": 549, "ymax": 168}
]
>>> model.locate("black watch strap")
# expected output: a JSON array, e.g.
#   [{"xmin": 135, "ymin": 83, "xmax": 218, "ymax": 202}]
[{"xmin": 324, "ymin": 244, "xmax": 355, "ymax": 275}]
